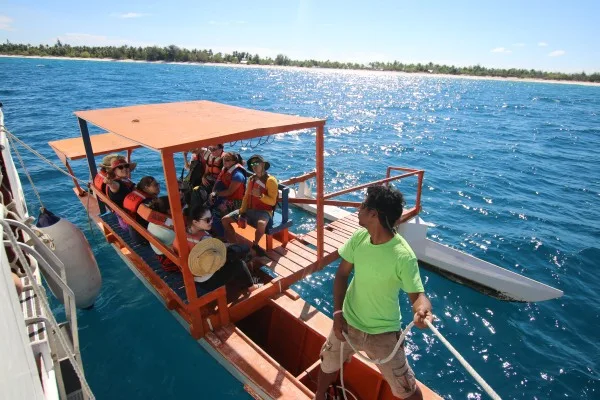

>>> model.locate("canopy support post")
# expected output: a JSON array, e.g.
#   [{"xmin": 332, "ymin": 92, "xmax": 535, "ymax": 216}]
[
  {"xmin": 316, "ymin": 124, "xmax": 325, "ymax": 270},
  {"xmin": 161, "ymin": 150, "xmax": 204, "ymax": 336},
  {"xmin": 78, "ymin": 118, "xmax": 106, "ymax": 214}
]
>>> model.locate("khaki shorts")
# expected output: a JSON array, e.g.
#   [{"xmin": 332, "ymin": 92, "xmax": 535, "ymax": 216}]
[{"xmin": 320, "ymin": 325, "xmax": 417, "ymax": 399}]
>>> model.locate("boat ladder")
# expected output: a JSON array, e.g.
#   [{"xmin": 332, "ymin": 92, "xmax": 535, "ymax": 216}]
[{"xmin": 1, "ymin": 210, "xmax": 95, "ymax": 400}]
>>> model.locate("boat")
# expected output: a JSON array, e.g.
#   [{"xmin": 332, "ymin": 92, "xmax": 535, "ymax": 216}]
[
  {"xmin": 289, "ymin": 180, "xmax": 564, "ymax": 302},
  {"xmin": 45, "ymin": 100, "xmax": 560, "ymax": 399},
  {"xmin": 1, "ymin": 103, "xmax": 95, "ymax": 399}
]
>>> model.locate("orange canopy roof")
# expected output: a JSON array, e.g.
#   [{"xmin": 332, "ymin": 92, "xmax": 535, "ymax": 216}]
[
  {"xmin": 49, "ymin": 132, "xmax": 140, "ymax": 161},
  {"xmin": 74, "ymin": 101, "xmax": 326, "ymax": 153}
]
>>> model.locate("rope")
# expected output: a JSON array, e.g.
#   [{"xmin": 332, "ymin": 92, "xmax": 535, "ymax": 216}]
[
  {"xmin": 338, "ymin": 319, "xmax": 501, "ymax": 400},
  {"xmin": 1, "ymin": 126, "xmax": 88, "ymax": 185},
  {"xmin": 425, "ymin": 319, "xmax": 501, "ymax": 400},
  {"xmin": 6, "ymin": 132, "xmax": 45, "ymax": 210}
]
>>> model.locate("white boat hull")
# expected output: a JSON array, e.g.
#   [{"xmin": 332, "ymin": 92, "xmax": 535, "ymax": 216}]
[{"xmin": 290, "ymin": 186, "xmax": 563, "ymax": 302}]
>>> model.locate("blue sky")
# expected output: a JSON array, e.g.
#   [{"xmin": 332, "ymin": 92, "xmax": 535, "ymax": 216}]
[{"xmin": 1, "ymin": 0, "xmax": 599, "ymax": 72}]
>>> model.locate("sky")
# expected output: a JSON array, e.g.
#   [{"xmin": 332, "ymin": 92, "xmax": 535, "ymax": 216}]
[{"xmin": 1, "ymin": 0, "xmax": 599, "ymax": 73}]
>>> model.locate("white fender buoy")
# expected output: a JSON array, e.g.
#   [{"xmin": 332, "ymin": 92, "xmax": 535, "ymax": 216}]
[{"xmin": 36, "ymin": 209, "xmax": 101, "ymax": 309}]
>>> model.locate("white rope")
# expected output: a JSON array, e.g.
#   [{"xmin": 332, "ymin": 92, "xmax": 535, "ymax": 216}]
[
  {"xmin": 425, "ymin": 320, "xmax": 502, "ymax": 400},
  {"xmin": 1, "ymin": 125, "xmax": 89, "ymax": 185},
  {"xmin": 6, "ymin": 132, "xmax": 45, "ymax": 210},
  {"xmin": 339, "ymin": 322, "xmax": 413, "ymax": 400},
  {"xmin": 337, "ymin": 319, "xmax": 502, "ymax": 400}
]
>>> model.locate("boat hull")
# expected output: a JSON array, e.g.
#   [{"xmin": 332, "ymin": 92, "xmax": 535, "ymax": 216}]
[{"xmin": 290, "ymin": 189, "xmax": 563, "ymax": 302}]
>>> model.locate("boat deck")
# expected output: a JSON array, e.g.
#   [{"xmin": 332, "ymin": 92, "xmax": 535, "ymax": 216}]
[{"xmin": 78, "ymin": 189, "xmax": 354, "ymax": 325}]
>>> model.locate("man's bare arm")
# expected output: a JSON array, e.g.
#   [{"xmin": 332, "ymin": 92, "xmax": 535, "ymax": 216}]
[{"xmin": 408, "ymin": 292, "xmax": 433, "ymax": 329}]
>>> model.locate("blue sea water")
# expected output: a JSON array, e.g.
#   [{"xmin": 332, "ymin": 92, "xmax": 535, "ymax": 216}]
[{"xmin": 1, "ymin": 57, "xmax": 599, "ymax": 399}]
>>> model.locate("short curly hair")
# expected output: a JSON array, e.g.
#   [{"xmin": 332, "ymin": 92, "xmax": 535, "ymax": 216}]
[{"xmin": 363, "ymin": 185, "xmax": 405, "ymax": 232}]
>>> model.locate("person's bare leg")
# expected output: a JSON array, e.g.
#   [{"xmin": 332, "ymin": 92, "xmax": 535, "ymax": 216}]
[
  {"xmin": 254, "ymin": 219, "xmax": 268, "ymax": 246},
  {"xmin": 313, "ymin": 368, "xmax": 338, "ymax": 400},
  {"xmin": 222, "ymin": 216, "xmax": 237, "ymax": 244}
]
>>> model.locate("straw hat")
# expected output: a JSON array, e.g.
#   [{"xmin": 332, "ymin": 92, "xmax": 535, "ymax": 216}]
[
  {"xmin": 187, "ymin": 238, "xmax": 227, "ymax": 277},
  {"xmin": 99, "ymin": 154, "xmax": 137, "ymax": 171}
]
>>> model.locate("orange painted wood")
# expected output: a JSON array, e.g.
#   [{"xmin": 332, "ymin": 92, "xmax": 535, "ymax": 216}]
[
  {"xmin": 279, "ymin": 170, "xmax": 317, "ymax": 186},
  {"xmin": 74, "ymin": 101, "xmax": 325, "ymax": 152},
  {"xmin": 323, "ymin": 169, "xmax": 422, "ymax": 200},
  {"xmin": 326, "ymin": 220, "xmax": 357, "ymax": 236},
  {"xmin": 281, "ymin": 242, "xmax": 318, "ymax": 263},
  {"xmin": 272, "ymin": 246, "xmax": 313, "ymax": 268},
  {"xmin": 208, "ymin": 324, "xmax": 314, "ymax": 399},
  {"xmin": 49, "ymin": 132, "xmax": 140, "ymax": 160},
  {"xmin": 297, "ymin": 234, "xmax": 338, "ymax": 254}
]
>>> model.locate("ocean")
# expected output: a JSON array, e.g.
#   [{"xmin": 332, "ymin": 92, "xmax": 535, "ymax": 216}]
[{"xmin": 1, "ymin": 57, "xmax": 599, "ymax": 399}]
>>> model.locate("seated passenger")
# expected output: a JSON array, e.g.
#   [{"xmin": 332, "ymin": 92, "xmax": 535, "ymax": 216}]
[
  {"xmin": 123, "ymin": 176, "xmax": 160, "ymax": 245},
  {"xmin": 182, "ymin": 148, "xmax": 206, "ymax": 190},
  {"xmin": 200, "ymin": 144, "xmax": 225, "ymax": 189},
  {"xmin": 209, "ymin": 152, "xmax": 246, "ymax": 237},
  {"xmin": 176, "ymin": 206, "xmax": 253, "ymax": 297},
  {"xmin": 143, "ymin": 196, "xmax": 178, "ymax": 271},
  {"xmin": 222, "ymin": 154, "xmax": 278, "ymax": 256},
  {"xmin": 104, "ymin": 156, "xmax": 136, "ymax": 230}
]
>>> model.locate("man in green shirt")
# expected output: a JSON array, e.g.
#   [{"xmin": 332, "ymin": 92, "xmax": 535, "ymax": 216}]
[{"xmin": 315, "ymin": 185, "xmax": 433, "ymax": 400}]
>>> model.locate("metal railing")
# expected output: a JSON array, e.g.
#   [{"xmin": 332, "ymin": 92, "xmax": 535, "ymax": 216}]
[{"xmin": 1, "ymin": 216, "xmax": 95, "ymax": 399}]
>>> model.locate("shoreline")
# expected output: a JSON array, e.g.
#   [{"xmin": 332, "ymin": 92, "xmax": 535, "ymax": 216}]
[{"xmin": 2, "ymin": 54, "xmax": 599, "ymax": 87}]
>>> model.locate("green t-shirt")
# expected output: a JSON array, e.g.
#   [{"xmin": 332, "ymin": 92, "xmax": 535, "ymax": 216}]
[{"xmin": 339, "ymin": 228, "xmax": 425, "ymax": 334}]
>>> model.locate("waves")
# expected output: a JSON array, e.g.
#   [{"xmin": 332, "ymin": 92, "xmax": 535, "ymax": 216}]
[{"xmin": 2, "ymin": 56, "xmax": 599, "ymax": 399}]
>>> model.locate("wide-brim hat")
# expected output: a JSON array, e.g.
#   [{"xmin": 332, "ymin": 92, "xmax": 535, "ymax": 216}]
[
  {"xmin": 100, "ymin": 154, "xmax": 137, "ymax": 171},
  {"xmin": 187, "ymin": 238, "xmax": 227, "ymax": 277},
  {"xmin": 247, "ymin": 154, "xmax": 270, "ymax": 171}
]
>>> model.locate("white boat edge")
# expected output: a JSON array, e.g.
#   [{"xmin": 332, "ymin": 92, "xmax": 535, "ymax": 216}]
[{"xmin": 290, "ymin": 184, "xmax": 564, "ymax": 303}]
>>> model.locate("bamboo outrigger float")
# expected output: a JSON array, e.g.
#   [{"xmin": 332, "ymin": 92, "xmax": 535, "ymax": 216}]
[{"xmin": 49, "ymin": 101, "xmax": 441, "ymax": 399}]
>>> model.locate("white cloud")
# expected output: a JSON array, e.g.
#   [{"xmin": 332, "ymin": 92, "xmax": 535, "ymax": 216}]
[
  {"xmin": 208, "ymin": 20, "xmax": 247, "ymax": 26},
  {"xmin": 113, "ymin": 12, "xmax": 148, "ymax": 19},
  {"xmin": 491, "ymin": 47, "xmax": 512, "ymax": 54},
  {"xmin": 0, "ymin": 15, "xmax": 14, "ymax": 31},
  {"xmin": 538, "ymin": 42, "xmax": 548, "ymax": 47},
  {"xmin": 513, "ymin": 43, "xmax": 526, "ymax": 47},
  {"xmin": 548, "ymin": 50, "xmax": 566, "ymax": 57},
  {"xmin": 55, "ymin": 33, "xmax": 152, "ymax": 47}
]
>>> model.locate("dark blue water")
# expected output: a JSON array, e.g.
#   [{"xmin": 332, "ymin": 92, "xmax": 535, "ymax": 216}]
[{"xmin": 1, "ymin": 57, "xmax": 599, "ymax": 399}]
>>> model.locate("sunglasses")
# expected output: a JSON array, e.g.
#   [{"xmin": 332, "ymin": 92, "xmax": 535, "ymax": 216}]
[
  {"xmin": 198, "ymin": 216, "xmax": 213, "ymax": 223},
  {"xmin": 250, "ymin": 162, "xmax": 262, "ymax": 167},
  {"xmin": 115, "ymin": 164, "xmax": 130, "ymax": 170}
]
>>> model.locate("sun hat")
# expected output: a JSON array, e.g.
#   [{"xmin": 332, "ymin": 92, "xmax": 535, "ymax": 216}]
[
  {"xmin": 247, "ymin": 154, "xmax": 270, "ymax": 171},
  {"xmin": 99, "ymin": 154, "xmax": 137, "ymax": 171},
  {"xmin": 187, "ymin": 238, "xmax": 227, "ymax": 277}
]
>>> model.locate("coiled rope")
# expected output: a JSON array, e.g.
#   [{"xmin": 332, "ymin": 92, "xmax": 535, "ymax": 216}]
[{"xmin": 338, "ymin": 318, "xmax": 501, "ymax": 400}]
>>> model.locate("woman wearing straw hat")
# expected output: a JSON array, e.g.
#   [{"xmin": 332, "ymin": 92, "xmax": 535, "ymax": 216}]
[
  {"xmin": 103, "ymin": 155, "xmax": 137, "ymax": 231},
  {"xmin": 176, "ymin": 206, "xmax": 253, "ymax": 296}
]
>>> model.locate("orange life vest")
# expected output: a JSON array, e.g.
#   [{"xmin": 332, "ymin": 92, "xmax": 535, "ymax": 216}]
[
  {"xmin": 249, "ymin": 175, "xmax": 275, "ymax": 212},
  {"xmin": 123, "ymin": 189, "xmax": 153, "ymax": 217},
  {"xmin": 203, "ymin": 151, "xmax": 223, "ymax": 177},
  {"xmin": 216, "ymin": 164, "xmax": 245, "ymax": 200},
  {"xmin": 93, "ymin": 170, "xmax": 107, "ymax": 194},
  {"xmin": 137, "ymin": 204, "xmax": 173, "ymax": 229},
  {"xmin": 173, "ymin": 230, "xmax": 211, "ymax": 254}
]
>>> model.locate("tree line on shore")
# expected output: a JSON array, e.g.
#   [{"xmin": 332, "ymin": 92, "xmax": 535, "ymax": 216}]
[{"xmin": 2, "ymin": 41, "xmax": 598, "ymax": 83}]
